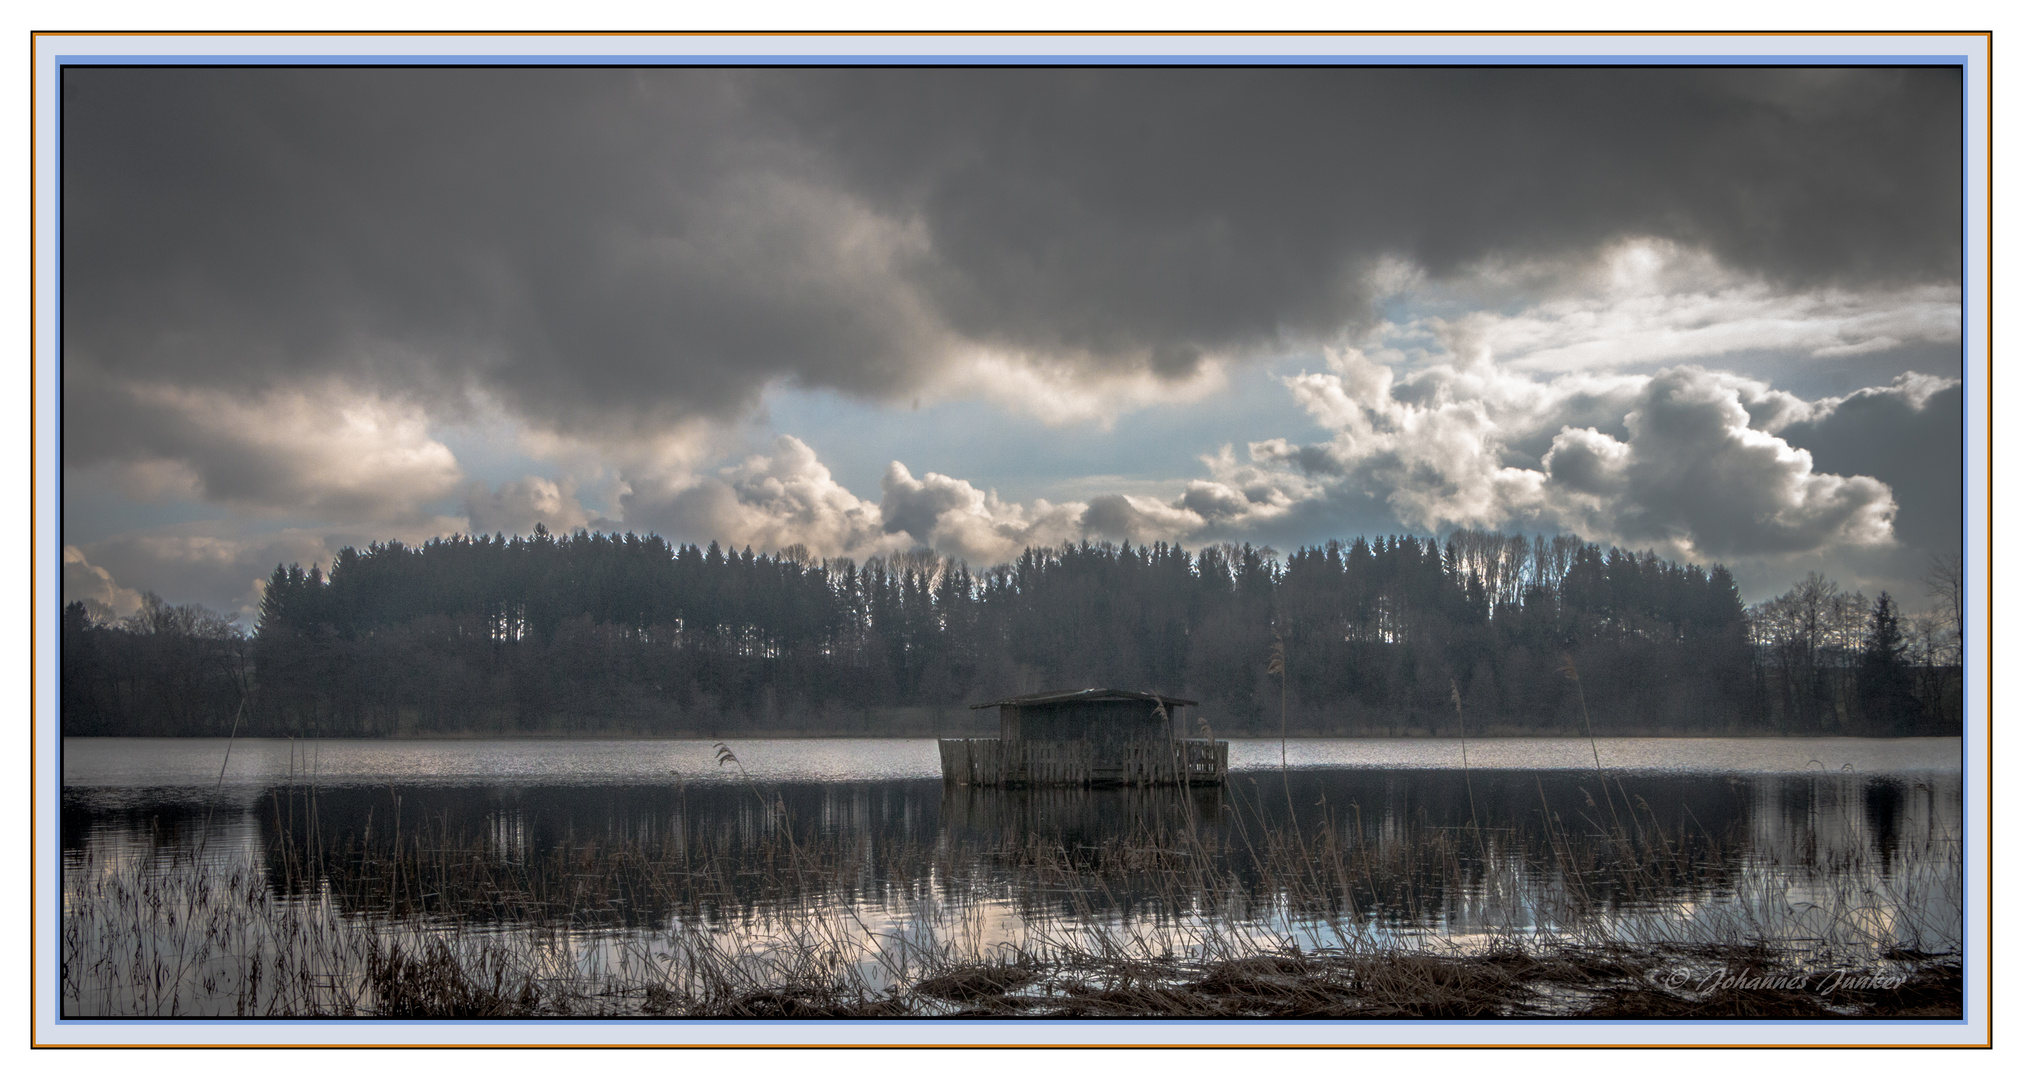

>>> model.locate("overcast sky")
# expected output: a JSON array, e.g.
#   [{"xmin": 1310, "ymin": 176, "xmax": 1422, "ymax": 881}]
[{"xmin": 60, "ymin": 65, "xmax": 1965, "ymax": 623}]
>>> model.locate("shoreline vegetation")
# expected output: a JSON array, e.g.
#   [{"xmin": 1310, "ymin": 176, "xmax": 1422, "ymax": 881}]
[
  {"xmin": 58, "ymin": 527, "xmax": 1965, "ymax": 1019},
  {"xmin": 62, "ymin": 740, "xmax": 1962, "ymax": 1021},
  {"xmin": 62, "ymin": 529, "xmax": 1962, "ymax": 741}
]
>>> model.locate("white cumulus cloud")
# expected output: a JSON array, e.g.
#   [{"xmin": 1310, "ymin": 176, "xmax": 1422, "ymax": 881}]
[
  {"xmin": 1254, "ymin": 347, "xmax": 1902, "ymax": 562},
  {"xmin": 63, "ymin": 546, "xmax": 143, "ymax": 620},
  {"xmin": 627, "ymin": 435, "xmax": 893, "ymax": 560},
  {"xmin": 463, "ymin": 476, "xmax": 594, "ymax": 538},
  {"xmin": 68, "ymin": 374, "xmax": 465, "ymax": 522},
  {"xmin": 879, "ymin": 463, "xmax": 1089, "ymax": 565}
]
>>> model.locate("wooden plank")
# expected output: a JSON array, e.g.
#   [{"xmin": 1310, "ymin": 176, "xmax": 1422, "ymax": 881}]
[{"xmin": 950, "ymin": 732, "xmax": 1222, "ymax": 787}]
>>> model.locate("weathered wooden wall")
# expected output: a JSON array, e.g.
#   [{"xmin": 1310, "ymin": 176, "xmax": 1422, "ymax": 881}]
[{"xmin": 938, "ymin": 735, "xmax": 1226, "ymax": 787}]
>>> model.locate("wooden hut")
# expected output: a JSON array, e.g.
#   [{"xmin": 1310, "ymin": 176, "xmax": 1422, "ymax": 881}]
[{"xmin": 939, "ymin": 688, "xmax": 1228, "ymax": 787}]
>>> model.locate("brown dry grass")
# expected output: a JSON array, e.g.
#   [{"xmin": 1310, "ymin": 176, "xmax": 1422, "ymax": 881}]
[{"xmin": 61, "ymin": 749, "xmax": 1963, "ymax": 1021}]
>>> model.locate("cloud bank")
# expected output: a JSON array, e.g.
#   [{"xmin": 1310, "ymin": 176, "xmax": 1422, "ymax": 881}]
[
  {"xmin": 66, "ymin": 68, "xmax": 1959, "ymax": 439},
  {"xmin": 59, "ymin": 68, "xmax": 1964, "ymax": 617}
]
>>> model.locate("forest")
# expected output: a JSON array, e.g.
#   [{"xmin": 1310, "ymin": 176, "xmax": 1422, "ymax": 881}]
[{"xmin": 59, "ymin": 528, "xmax": 1963, "ymax": 738}]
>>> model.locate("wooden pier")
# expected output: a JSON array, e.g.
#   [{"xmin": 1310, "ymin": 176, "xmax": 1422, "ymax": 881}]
[{"xmin": 939, "ymin": 689, "xmax": 1228, "ymax": 788}]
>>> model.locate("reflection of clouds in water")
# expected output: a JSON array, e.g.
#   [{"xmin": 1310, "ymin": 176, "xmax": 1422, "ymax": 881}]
[
  {"xmin": 61, "ymin": 746, "xmax": 1964, "ymax": 1008},
  {"xmin": 487, "ymin": 808, "xmax": 528, "ymax": 864}
]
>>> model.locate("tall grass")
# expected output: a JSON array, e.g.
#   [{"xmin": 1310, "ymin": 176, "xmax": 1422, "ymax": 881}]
[{"xmin": 61, "ymin": 750, "xmax": 1962, "ymax": 1019}]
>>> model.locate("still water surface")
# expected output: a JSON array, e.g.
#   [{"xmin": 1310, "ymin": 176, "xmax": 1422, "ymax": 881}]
[
  {"xmin": 62, "ymin": 735, "xmax": 1963, "ymax": 1014},
  {"xmin": 61, "ymin": 734, "xmax": 1965, "ymax": 790}
]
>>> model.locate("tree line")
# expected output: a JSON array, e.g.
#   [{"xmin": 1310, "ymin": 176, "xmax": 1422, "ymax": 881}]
[{"xmin": 60, "ymin": 526, "xmax": 1962, "ymax": 738}]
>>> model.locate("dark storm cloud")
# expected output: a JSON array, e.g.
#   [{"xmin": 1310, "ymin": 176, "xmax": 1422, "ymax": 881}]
[
  {"xmin": 64, "ymin": 66, "xmax": 1962, "ymax": 441},
  {"xmin": 1774, "ymin": 376, "xmax": 1963, "ymax": 556},
  {"xmin": 781, "ymin": 68, "xmax": 1961, "ymax": 349},
  {"xmin": 63, "ymin": 68, "xmax": 945, "ymax": 437}
]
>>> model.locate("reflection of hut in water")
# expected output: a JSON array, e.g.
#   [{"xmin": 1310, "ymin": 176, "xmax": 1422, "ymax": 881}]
[
  {"xmin": 941, "ymin": 783, "xmax": 1223, "ymax": 847},
  {"xmin": 939, "ymin": 688, "xmax": 1228, "ymax": 787}
]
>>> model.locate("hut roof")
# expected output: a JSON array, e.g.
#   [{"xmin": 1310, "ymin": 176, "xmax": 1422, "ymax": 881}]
[{"xmin": 968, "ymin": 688, "xmax": 1198, "ymax": 710}]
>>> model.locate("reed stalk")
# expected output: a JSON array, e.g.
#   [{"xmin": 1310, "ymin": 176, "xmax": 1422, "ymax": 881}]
[{"xmin": 60, "ymin": 740, "xmax": 1962, "ymax": 1020}]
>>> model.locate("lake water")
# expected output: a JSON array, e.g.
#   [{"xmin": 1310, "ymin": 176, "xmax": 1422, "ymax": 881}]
[{"xmin": 60, "ymin": 736, "xmax": 1964, "ymax": 1016}]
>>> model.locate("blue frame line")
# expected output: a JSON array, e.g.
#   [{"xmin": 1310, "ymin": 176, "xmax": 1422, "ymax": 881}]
[{"xmin": 42, "ymin": 46, "xmax": 1983, "ymax": 1043}]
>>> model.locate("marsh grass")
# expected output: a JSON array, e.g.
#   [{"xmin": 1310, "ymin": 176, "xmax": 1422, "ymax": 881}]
[{"xmin": 61, "ymin": 753, "xmax": 1962, "ymax": 1020}]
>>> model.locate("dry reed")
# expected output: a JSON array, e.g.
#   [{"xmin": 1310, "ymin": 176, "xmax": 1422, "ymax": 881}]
[{"xmin": 61, "ymin": 747, "xmax": 1962, "ymax": 1020}]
